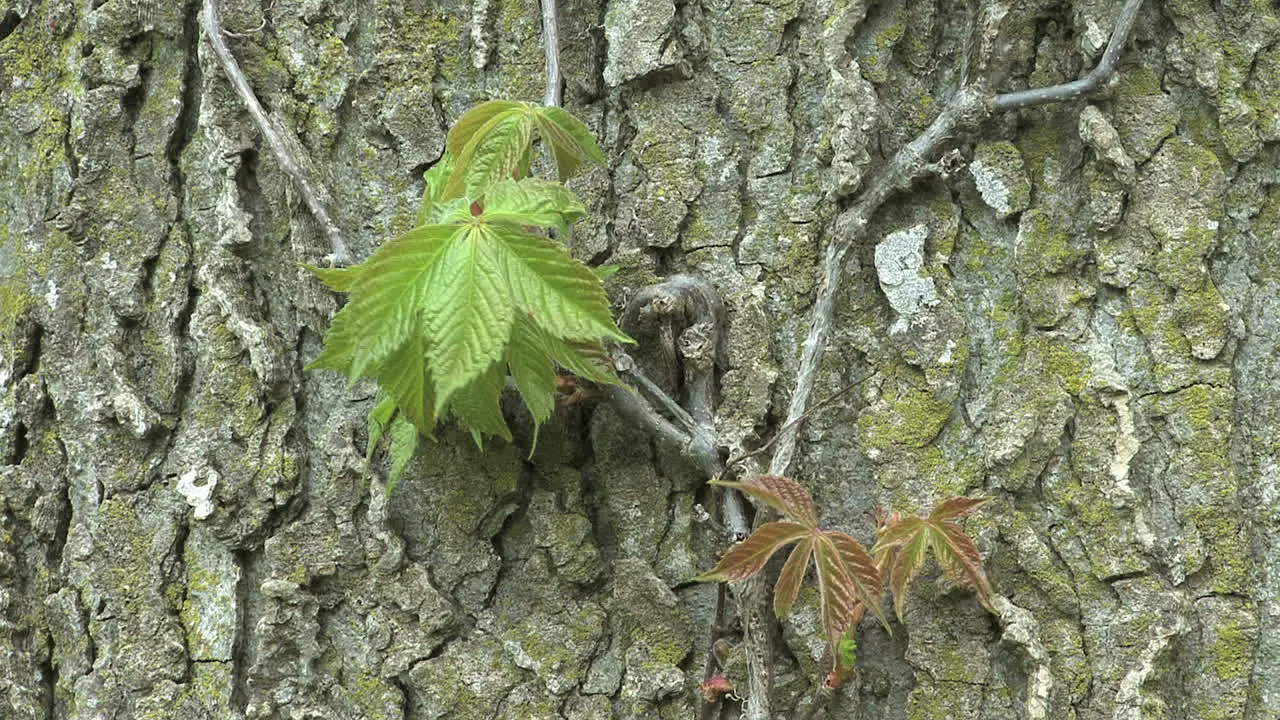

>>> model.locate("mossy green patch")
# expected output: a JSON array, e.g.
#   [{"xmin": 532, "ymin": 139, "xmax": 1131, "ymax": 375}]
[
  {"xmin": 857, "ymin": 371, "xmax": 953, "ymax": 452},
  {"xmin": 1017, "ymin": 209, "xmax": 1083, "ymax": 277}
]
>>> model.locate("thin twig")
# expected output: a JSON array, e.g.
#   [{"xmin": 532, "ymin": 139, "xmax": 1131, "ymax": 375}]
[
  {"xmin": 728, "ymin": 370, "xmax": 878, "ymax": 471},
  {"xmin": 769, "ymin": 0, "xmax": 1147, "ymax": 480},
  {"xmin": 991, "ymin": 0, "xmax": 1145, "ymax": 111},
  {"xmin": 201, "ymin": 0, "xmax": 352, "ymax": 266},
  {"xmin": 767, "ymin": 83, "xmax": 989, "ymax": 480},
  {"xmin": 697, "ymin": 585, "xmax": 730, "ymax": 720},
  {"xmin": 797, "ymin": 684, "xmax": 834, "ymax": 720},
  {"xmin": 614, "ymin": 276, "xmax": 742, "ymax": 535},
  {"xmin": 540, "ymin": 0, "xmax": 562, "ymax": 107},
  {"xmin": 613, "ymin": 349, "xmax": 701, "ymax": 434},
  {"xmin": 604, "ymin": 383, "xmax": 692, "ymax": 451},
  {"xmin": 753, "ymin": 4, "xmax": 1148, "ymax": 716}
]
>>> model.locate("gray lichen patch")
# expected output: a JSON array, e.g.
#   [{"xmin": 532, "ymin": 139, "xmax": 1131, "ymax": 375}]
[
  {"xmin": 875, "ymin": 224, "xmax": 940, "ymax": 334},
  {"xmin": 1107, "ymin": 65, "xmax": 1178, "ymax": 164},
  {"xmin": 500, "ymin": 601, "xmax": 607, "ymax": 695},
  {"xmin": 969, "ymin": 141, "xmax": 1032, "ymax": 217},
  {"xmin": 1078, "ymin": 105, "xmax": 1135, "ymax": 185},
  {"xmin": 613, "ymin": 558, "xmax": 694, "ymax": 705},
  {"xmin": 603, "ymin": 0, "xmax": 680, "ymax": 87}
]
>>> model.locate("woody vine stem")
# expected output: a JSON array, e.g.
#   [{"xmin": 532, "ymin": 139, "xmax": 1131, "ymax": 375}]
[{"xmin": 203, "ymin": 0, "xmax": 1146, "ymax": 717}]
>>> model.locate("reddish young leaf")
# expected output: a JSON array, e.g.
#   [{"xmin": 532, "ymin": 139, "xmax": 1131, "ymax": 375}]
[
  {"xmin": 695, "ymin": 521, "xmax": 811, "ymax": 582},
  {"xmin": 872, "ymin": 496, "xmax": 994, "ymax": 618},
  {"xmin": 932, "ymin": 522, "xmax": 996, "ymax": 612},
  {"xmin": 881, "ymin": 525, "xmax": 930, "ymax": 621},
  {"xmin": 930, "ymin": 496, "xmax": 988, "ymax": 522},
  {"xmin": 773, "ymin": 537, "xmax": 814, "ymax": 618},
  {"xmin": 824, "ymin": 531, "xmax": 889, "ymax": 630},
  {"xmin": 712, "ymin": 475, "xmax": 818, "ymax": 528},
  {"xmin": 875, "ymin": 515, "xmax": 925, "ymax": 546},
  {"xmin": 813, "ymin": 533, "xmax": 862, "ymax": 650},
  {"xmin": 700, "ymin": 675, "xmax": 735, "ymax": 700}
]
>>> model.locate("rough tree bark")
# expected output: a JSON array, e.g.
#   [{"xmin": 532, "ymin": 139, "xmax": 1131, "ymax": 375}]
[{"xmin": 2, "ymin": 1, "xmax": 1279, "ymax": 719}]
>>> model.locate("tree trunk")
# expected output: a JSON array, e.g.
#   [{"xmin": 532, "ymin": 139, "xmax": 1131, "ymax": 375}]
[{"xmin": 2, "ymin": 0, "xmax": 1278, "ymax": 718}]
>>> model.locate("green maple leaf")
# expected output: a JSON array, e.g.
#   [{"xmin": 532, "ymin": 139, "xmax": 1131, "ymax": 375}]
[
  {"xmin": 425, "ymin": 224, "xmax": 515, "ymax": 410},
  {"xmin": 444, "ymin": 101, "xmax": 608, "ymax": 200},
  {"xmin": 307, "ymin": 224, "xmax": 454, "ymax": 381},
  {"xmin": 532, "ymin": 106, "xmax": 607, "ymax": 180},
  {"xmin": 309, "ymin": 100, "xmax": 622, "ymax": 486},
  {"xmin": 492, "ymin": 226, "xmax": 630, "ymax": 343}
]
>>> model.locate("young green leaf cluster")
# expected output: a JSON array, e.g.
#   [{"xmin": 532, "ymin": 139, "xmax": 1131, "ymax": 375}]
[
  {"xmin": 696, "ymin": 476, "xmax": 993, "ymax": 675},
  {"xmin": 308, "ymin": 101, "xmax": 629, "ymax": 482}
]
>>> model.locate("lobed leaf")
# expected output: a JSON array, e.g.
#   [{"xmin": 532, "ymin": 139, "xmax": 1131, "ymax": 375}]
[
  {"xmin": 308, "ymin": 100, "xmax": 623, "ymax": 469},
  {"xmin": 713, "ymin": 475, "xmax": 818, "ymax": 528},
  {"xmin": 448, "ymin": 360, "xmax": 512, "ymax": 444},
  {"xmin": 386, "ymin": 416, "xmax": 418, "ymax": 495},
  {"xmin": 824, "ymin": 531, "xmax": 888, "ymax": 631},
  {"xmin": 446, "ymin": 100, "xmax": 526, "ymax": 156},
  {"xmin": 931, "ymin": 522, "xmax": 996, "ymax": 612},
  {"xmin": 930, "ymin": 496, "xmax": 988, "ymax": 522},
  {"xmin": 418, "ymin": 153, "xmax": 457, "ymax": 225},
  {"xmin": 424, "ymin": 225, "xmax": 514, "ymax": 411},
  {"xmin": 308, "ymin": 225, "xmax": 457, "ymax": 379},
  {"xmin": 370, "ymin": 331, "xmax": 436, "ymax": 432},
  {"xmin": 879, "ymin": 525, "xmax": 929, "ymax": 622},
  {"xmin": 773, "ymin": 537, "xmax": 813, "ymax": 618},
  {"xmin": 540, "ymin": 332, "xmax": 620, "ymax": 386},
  {"xmin": 447, "ymin": 110, "xmax": 536, "ymax": 200},
  {"xmin": 308, "ymin": 264, "xmax": 362, "ymax": 292},
  {"xmin": 507, "ymin": 317, "xmax": 560, "ymax": 429},
  {"xmin": 481, "ymin": 178, "xmax": 587, "ymax": 231},
  {"xmin": 492, "ymin": 226, "xmax": 631, "ymax": 343},
  {"xmin": 872, "ymin": 497, "xmax": 994, "ymax": 617},
  {"xmin": 813, "ymin": 533, "xmax": 862, "ymax": 651},
  {"xmin": 535, "ymin": 105, "xmax": 607, "ymax": 178},
  {"xmin": 696, "ymin": 521, "xmax": 812, "ymax": 582},
  {"xmin": 366, "ymin": 395, "xmax": 397, "ymax": 463}
]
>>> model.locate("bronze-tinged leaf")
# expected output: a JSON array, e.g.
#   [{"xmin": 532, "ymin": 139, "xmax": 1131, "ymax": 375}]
[
  {"xmin": 874, "ymin": 498, "xmax": 995, "ymax": 616},
  {"xmin": 875, "ymin": 515, "xmax": 926, "ymax": 546},
  {"xmin": 712, "ymin": 475, "xmax": 818, "ymax": 528},
  {"xmin": 929, "ymin": 496, "xmax": 989, "ymax": 522},
  {"xmin": 932, "ymin": 522, "xmax": 996, "ymax": 612},
  {"xmin": 813, "ymin": 534, "xmax": 861, "ymax": 652},
  {"xmin": 824, "ymin": 531, "xmax": 889, "ymax": 631},
  {"xmin": 773, "ymin": 538, "xmax": 814, "ymax": 618},
  {"xmin": 696, "ymin": 521, "xmax": 812, "ymax": 582},
  {"xmin": 700, "ymin": 675, "xmax": 735, "ymax": 701},
  {"xmin": 886, "ymin": 528, "xmax": 930, "ymax": 621}
]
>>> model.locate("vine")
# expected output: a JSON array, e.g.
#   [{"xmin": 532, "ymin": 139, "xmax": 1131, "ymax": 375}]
[
  {"xmin": 307, "ymin": 101, "xmax": 627, "ymax": 484},
  {"xmin": 199, "ymin": 0, "xmax": 1151, "ymax": 717}
]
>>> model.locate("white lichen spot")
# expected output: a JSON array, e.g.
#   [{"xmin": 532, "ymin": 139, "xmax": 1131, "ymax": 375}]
[
  {"xmin": 1081, "ymin": 19, "xmax": 1107, "ymax": 58},
  {"xmin": 111, "ymin": 391, "xmax": 155, "ymax": 438},
  {"xmin": 1104, "ymin": 392, "xmax": 1140, "ymax": 498},
  {"xmin": 938, "ymin": 339, "xmax": 956, "ymax": 365},
  {"xmin": 994, "ymin": 596, "xmax": 1053, "ymax": 720},
  {"xmin": 970, "ymin": 158, "xmax": 1012, "ymax": 215},
  {"xmin": 100, "ymin": 253, "xmax": 118, "ymax": 271},
  {"xmin": 1078, "ymin": 105, "xmax": 1135, "ymax": 183},
  {"xmin": 1114, "ymin": 617, "xmax": 1186, "ymax": 720},
  {"xmin": 44, "ymin": 280, "xmax": 58, "ymax": 310},
  {"xmin": 178, "ymin": 468, "xmax": 219, "ymax": 520},
  {"xmin": 874, "ymin": 223, "xmax": 938, "ymax": 334},
  {"xmin": 470, "ymin": 0, "xmax": 491, "ymax": 70}
]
